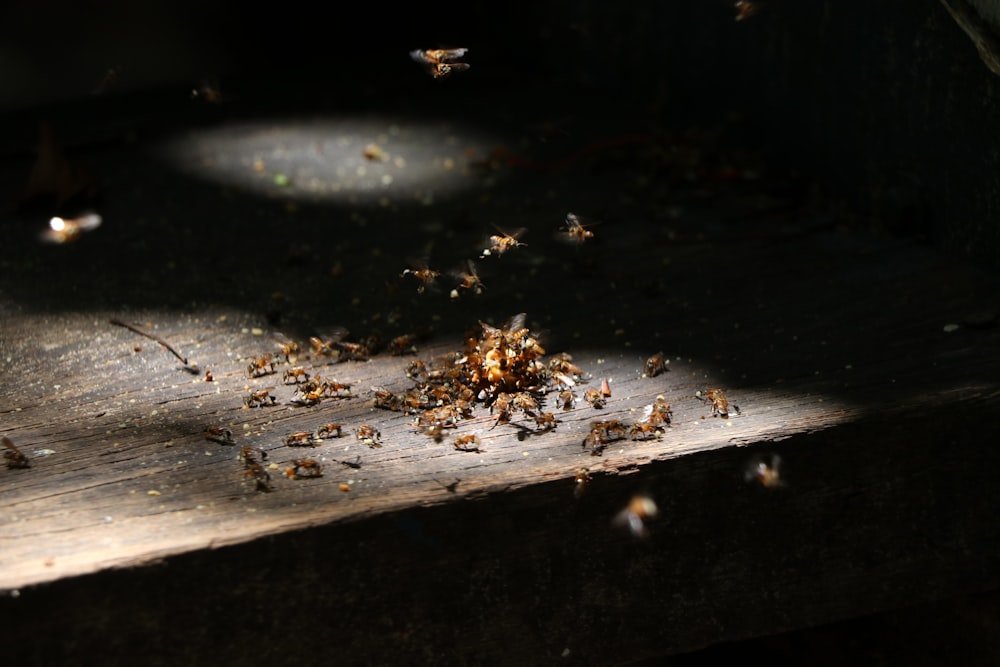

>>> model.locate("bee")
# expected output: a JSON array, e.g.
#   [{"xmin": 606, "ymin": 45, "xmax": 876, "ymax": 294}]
[
  {"xmin": 291, "ymin": 388, "xmax": 325, "ymax": 406},
  {"xmin": 410, "ymin": 48, "xmax": 470, "ymax": 78},
  {"xmin": 629, "ymin": 422, "xmax": 661, "ymax": 441},
  {"xmin": 583, "ymin": 419, "xmax": 628, "ymax": 455},
  {"xmin": 584, "ymin": 388, "xmax": 606, "ymax": 409},
  {"xmin": 332, "ymin": 340, "xmax": 371, "ymax": 362},
  {"xmin": 573, "ymin": 467, "xmax": 591, "ymax": 498},
  {"xmin": 245, "ymin": 389, "xmax": 277, "ymax": 408},
  {"xmin": 481, "ymin": 226, "xmax": 526, "ymax": 257},
  {"xmin": 645, "ymin": 352, "xmax": 668, "ymax": 378},
  {"xmin": 238, "ymin": 445, "xmax": 267, "ymax": 465},
  {"xmin": 309, "ymin": 327, "xmax": 350, "ymax": 357},
  {"xmin": 285, "ymin": 458, "xmax": 323, "ymax": 479},
  {"xmin": 401, "ymin": 265, "xmax": 441, "ymax": 294},
  {"xmin": 355, "ymin": 424, "xmax": 382, "ymax": 448},
  {"xmin": 317, "ymin": 423, "xmax": 344, "ymax": 439},
  {"xmin": 745, "ymin": 453, "xmax": 783, "ymax": 488},
  {"xmin": 387, "ymin": 334, "xmax": 418, "ymax": 356},
  {"xmin": 244, "ymin": 463, "xmax": 272, "ymax": 492},
  {"xmin": 204, "ymin": 426, "xmax": 235, "ymax": 446},
  {"xmin": 489, "ymin": 392, "xmax": 514, "ymax": 428},
  {"xmin": 559, "ymin": 212, "xmax": 595, "ymax": 244},
  {"xmin": 734, "ymin": 0, "xmax": 760, "ymax": 21},
  {"xmin": 321, "ymin": 378, "xmax": 352, "ymax": 398},
  {"xmin": 451, "ymin": 260, "xmax": 485, "ymax": 297},
  {"xmin": 453, "ymin": 434, "xmax": 482, "ymax": 452},
  {"xmin": 532, "ymin": 411, "xmax": 559, "ymax": 431},
  {"xmin": 246, "ymin": 354, "xmax": 275, "ymax": 378},
  {"xmin": 511, "ymin": 392, "xmax": 540, "ymax": 415},
  {"xmin": 283, "ymin": 366, "xmax": 310, "ymax": 384},
  {"xmin": 643, "ymin": 395, "xmax": 673, "ymax": 427},
  {"xmin": 556, "ymin": 389, "xmax": 577, "ymax": 410},
  {"xmin": 2, "ymin": 436, "xmax": 30, "ymax": 469},
  {"xmin": 698, "ymin": 388, "xmax": 739, "ymax": 418},
  {"xmin": 613, "ymin": 495, "xmax": 658, "ymax": 538},
  {"xmin": 40, "ymin": 213, "xmax": 102, "ymax": 244},
  {"xmin": 405, "ymin": 359, "xmax": 428, "ymax": 381},
  {"xmin": 273, "ymin": 334, "xmax": 301, "ymax": 362},
  {"xmin": 284, "ymin": 431, "xmax": 317, "ymax": 447}
]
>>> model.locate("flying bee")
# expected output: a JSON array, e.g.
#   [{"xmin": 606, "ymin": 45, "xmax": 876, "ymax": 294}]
[
  {"xmin": 451, "ymin": 260, "xmax": 485, "ymax": 297},
  {"xmin": 40, "ymin": 213, "xmax": 102, "ymax": 244},
  {"xmin": 745, "ymin": 453, "xmax": 783, "ymax": 488},
  {"xmin": 573, "ymin": 467, "xmax": 591, "ymax": 499},
  {"xmin": 284, "ymin": 431, "xmax": 318, "ymax": 447},
  {"xmin": 481, "ymin": 226, "xmax": 526, "ymax": 257},
  {"xmin": 698, "ymin": 388, "xmax": 739, "ymax": 418},
  {"xmin": 246, "ymin": 354, "xmax": 276, "ymax": 378},
  {"xmin": 285, "ymin": 458, "xmax": 323, "ymax": 479},
  {"xmin": 453, "ymin": 434, "xmax": 482, "ymax": 452},
  {"xmin": 559, "ymin": 212, "xmax": 596, "ymax": 244},
  {"xmin": 245, "ymin": 389, "xmax": 277, "ymax": 408},
  {"xmin": 2, "ymin": 436, "xmax": 30, "ymax": 469},
  {"xmin": 355, "ymin": 424, "xmax": 382, "ymax": 448},
  {"xmin": 309, "ymin": 327, "xmax": 350, "ymax": 357},
  {"xmin": 283, "ymin": 366, "xmax": 310, "ymax": 384},
  {"xmin": 410, "ymin": 48, "xmax": 470, "ymax": 78},
  {"xmin": 317, "ymin": 423, "xmax": 344, "ymax": 439},
  {"xmin": 401, "ymin": 264, "xmax": 441, "ymax": 294},
  {"xmin": 613, "ymin": 495, "xmax": 658, "ymax": 538},
  {"xmin": 734, "ymin": 0, "xmax": 760, "ymax": 21},
  {"xmin": 644, "ymin": 352, "xmax": 668, "ymax": 378}
]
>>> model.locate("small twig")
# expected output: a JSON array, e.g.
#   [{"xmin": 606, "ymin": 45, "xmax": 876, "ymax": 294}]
[{"xmin": 109, "ymin": 318, "xmax": 189, "ymax": 365}]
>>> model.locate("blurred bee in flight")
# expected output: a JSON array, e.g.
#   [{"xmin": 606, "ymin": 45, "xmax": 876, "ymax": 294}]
[{"xmin": 410, "ymin": 48, "xmax": 470, "ymax": 78}]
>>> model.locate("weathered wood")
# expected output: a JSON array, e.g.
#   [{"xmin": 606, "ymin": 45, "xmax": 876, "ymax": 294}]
[{"xmin": 2, "ymin": 77, "xmax": 1000, "ymax": 662}]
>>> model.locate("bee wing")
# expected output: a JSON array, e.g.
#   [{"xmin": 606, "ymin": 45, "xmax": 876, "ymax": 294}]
[
  {"xmin": 314, "ymin": 326, "xmax": 350, "ymax": 342},
  {"xmin": 410, "ymin": 50, "xmax": 434, "ymax": 64},
  {"xmin": 437, "ymin": 48, "xmax": 468, "ymax": 61},
  {"xmin": 504, "ymin": 313, "xmax": 527, "ymax": 333}
]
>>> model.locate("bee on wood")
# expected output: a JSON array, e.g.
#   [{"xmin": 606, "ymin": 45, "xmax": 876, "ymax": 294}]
[
  {"xmin": 453, "ymin": 434, "xmax": 482, "ymax": 452},
  {"xmin": 321, "ymin": 379, "xmax": 352, "ymax": 398},
  {"xmin": 511, "ymin": 392, "xmax": 540, "ymax": 415},
  {"xmin": 489, "ymin": 392, "xmax": 514, "ymax": 428},
  {"xmin": 410, "ymin": 48, "xmax": 470, "ymax": 78},
  {"xmin": 481, "ymin": 226, "xmax": 526, "ymax": 257},
  {"xmin": 244, "ymin": 463, "xmax": 272, "ymax": 492},
  {"xmin": 273, "ymin": 334, "xmax": 301, "ymax": 362},
  {"xmin": 574, "ymin": 467, "xmax": 591, "ymax": 498},
  {"xmin": 401, "ymin": 265, "xmax": 440, "ymax": 294},
  {"xmin": 584, "ymin": 388, "xmax": 607, "ymax": 409},
  {"xmin": 556, "ymin": 389, "xmax": 577, "ymax": 410},
  {"xmin": 355, "ymin": 424, "xmax": 382, "ymax": 448},
  {"xmin": 643, "ymin": 395, "xmax": 673, "ymax": 427},
  {"xmin": 613, "ymin": 495, "xmax": 658, "ymax": 538},
  {"xmin": 204, "ymin": 426, "xmax": 235, "ymax": 446},
  {"xmin": 284, "ymin": 431, "xmax": 318, "ymax": 447},
  {"xmin": 238, "ymin": 445, "xmax": 267, "ymax": 464},
  {"xmin": 450, "ymin": 260, "xmax": 485, "ymax": 298},
  {"xmin": 245, "ymin": 389, "xmax": 277, "ymax": 408},
  {"xmin": 2, "ymin": 436, "xmax": 30, "ymax": 469},
  {"xmin": 584, "ymin": 419, "xmax": 628, "ymax": 455},
  {"xmin": 532, "ymin": 411, "xmax": 559, "ymax": 432},
  {"xmin": 40, "ymin": 213, "xmax": 102, "ymax": 244},
  {"xmin": 405, "ymin": 359, "xmax": 428, "ymax": 381},
  {"xmin": 629, "ymin": 422, "xmax": 661, "ymax": 441},
  {"xmin": 698, "ymin": 388, "xmax": 739, "ymax": 418},
  {"xmin": 387, "ymin": 334, "xmax": 418, "ymax": 356},
  {"xmin": 745, "ymin": 453, "xmax": 783, "ymax": 488},
  {"xmin": 285, "ymin": 458, "xmax": 323, "ymax": 479},
  {"xmin": 291, "ymin": 388, "xmax": 324, "ymax": 406},
  {"xmin": 332, "ymin": 340, "xmax": 371, "ymax": 362},
  {"xmin": 246, "ymin": 354, "xmax": 276, "ymax": 378},
  {"xmin": 317, "ymin": 423, "xmax": 344, "ymax": 439},
  {"xmin": 559, "ymin": 213, "xmax": 595, "ymax": 244},
  {"xmin": 645, "ymin": 352, "xmax": 668, "ymax": 378},
  {"xmin": 283, "ymin": 366, "xmax": 310, "ymax": 384}
]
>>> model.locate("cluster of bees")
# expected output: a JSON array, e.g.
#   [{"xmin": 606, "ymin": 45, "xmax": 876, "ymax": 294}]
[{"xmin": 370, "ymin": 313, "xmax": 594, "ymax": 448}]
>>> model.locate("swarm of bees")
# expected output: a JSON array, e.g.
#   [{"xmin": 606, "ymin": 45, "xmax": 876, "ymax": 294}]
[{"xmin": 410, "ymin": 48, "xmax": 470, "ymax": 78}]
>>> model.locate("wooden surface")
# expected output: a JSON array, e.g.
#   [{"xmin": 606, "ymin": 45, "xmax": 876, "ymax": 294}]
[{"xmin": 1, "ymin": 94, "xmax": 1000, "ymax": 664}]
